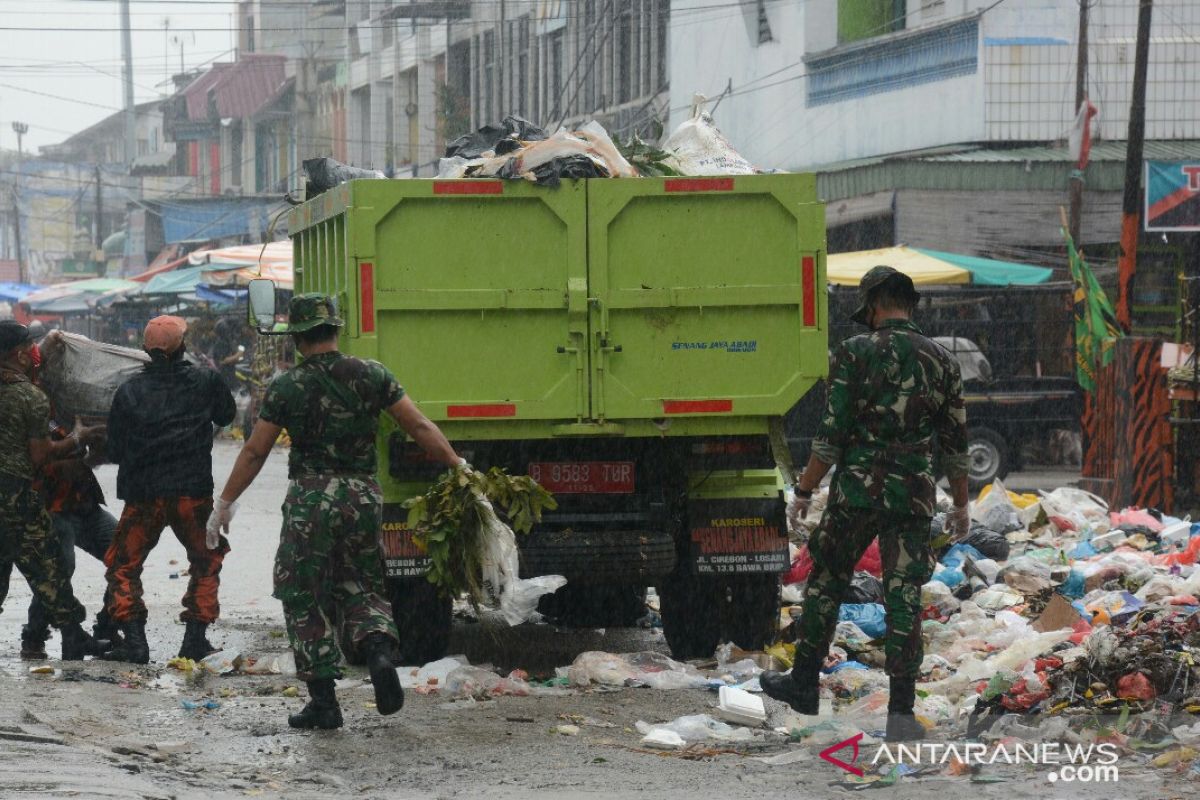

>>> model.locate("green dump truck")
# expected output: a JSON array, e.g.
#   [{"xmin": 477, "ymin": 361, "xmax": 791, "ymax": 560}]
[{"xmin": 284, "ymin": 174, "xmax": 827, "ymax": 662}]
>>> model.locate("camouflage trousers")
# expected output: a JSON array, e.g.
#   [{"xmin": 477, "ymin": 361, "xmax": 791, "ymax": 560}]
[
  {"xmin": 273, "ymin": 476, "xmax": 398, "ymax": 681},
  {"xmin": 105, "ymin": 497, "xmax": 229, "ymax": 624},
  {"xmin": 0, "ymin": 478, "xmax": 87, "ymax": 628},
  {"xmin": 793, "ymin": 504, "xmax": 934, "ymax": 680}
]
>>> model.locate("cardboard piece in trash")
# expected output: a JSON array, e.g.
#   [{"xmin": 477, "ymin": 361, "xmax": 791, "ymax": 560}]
[{"xmin": 1032, "ymin": 594, "xmax": 1080, "ymax": 633}]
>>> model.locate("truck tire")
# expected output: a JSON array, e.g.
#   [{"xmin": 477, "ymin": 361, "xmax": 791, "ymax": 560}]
[
  {"xmin": 519, "ymin": 530, "xmax": 676, "ymax": 583},
  {"xmin": 538, "ymin": 583, "xmax": 647, "ymax": 628},
  {"xmin": 967, "ymin": 426, "xmax": 1011, "ymax": 490},
  {"xmin": 388, "ymin": 578, "xmax": 453, "ymax": 666},
  {"xmin": 720, "ymin": 575, "xmax": 781, "ymax": 652},
  {"xmin": 659, "ymin": 565, "xmax": 723, "ymax": 660}
]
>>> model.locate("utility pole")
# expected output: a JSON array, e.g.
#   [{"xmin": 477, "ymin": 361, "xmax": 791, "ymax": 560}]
[
  {"xmin": 498, "ymin": 1, "xmax": 507, "ymax": 114},
  {"xmin": 1067, "ymin": 0, "xmax": 1089, "ymax": 244},
  {"xmin": 94, "ymin": 164, "xmax": 104, "ymax": 251},
  {"xmin": 1117, "ymin": 0, "xmax": 1153, "ymax": 332},
  {"xmin": 121, "ymin": 0, "xmax": 137, "ymax": 167},
  {"xmin": 11, "ymin": 121, "xmax": 27, "ymax": 283}
]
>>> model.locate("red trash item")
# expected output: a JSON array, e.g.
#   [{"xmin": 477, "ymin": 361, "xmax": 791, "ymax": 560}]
[
  {"xmin": 1160, "ymin": 536, "xmax": 1200, "ymax": 567},
  {"xmin": 1116, "ymin": 672, "xmax": 1155, "ymax": 701},
  {"xmin": 1049, "ymin": 515, "xmax": 1077, "ymax": 532},
  {"xmin": 785, "ymin": 539, "xmax": 882, "ymax": 584},
  {"xmin": 1069, "ymin": 619, "xmax": 1092, "ymax": 645}
]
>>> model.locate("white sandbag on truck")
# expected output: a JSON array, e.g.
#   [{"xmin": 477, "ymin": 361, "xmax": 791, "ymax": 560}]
[
  {"xmin": 661, "ymin": 94, "xmax": 758, "ymax": 176},
  {"xmin": 38, "ymin": 331, "xmax": 149, "ymax": 422}
]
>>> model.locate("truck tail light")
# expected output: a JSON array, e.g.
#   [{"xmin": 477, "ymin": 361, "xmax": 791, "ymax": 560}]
[
  {"xmin": 360, "ymin": 261, "xmax": 375, "ymax": 334},
  {"xmin": 447, "ymin": 403, "xmax": 517, "ymax": 418},
  {"xmin": 802, "ymin": 256, "xmax": 816, "ymax": 327}
]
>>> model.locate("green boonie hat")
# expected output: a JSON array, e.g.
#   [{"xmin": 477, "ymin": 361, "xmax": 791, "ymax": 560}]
[
  {"xmin": 284, "ymin": 293, "xmax": 345, "ymax": 333},
  {"xmin": 850, "ymin": 265, "xmax": 919, "ymax": 326}
]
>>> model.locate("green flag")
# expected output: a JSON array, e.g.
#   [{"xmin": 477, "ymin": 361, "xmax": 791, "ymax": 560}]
[{"xmin": 1063, "ymin": 227, "xmax": 1122, "ymax": 392}]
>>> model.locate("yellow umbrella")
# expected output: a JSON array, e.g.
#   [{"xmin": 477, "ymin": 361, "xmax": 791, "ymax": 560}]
[{"xmin": 826, "ymin": 246, "xmax": 971, "ymax": 286}]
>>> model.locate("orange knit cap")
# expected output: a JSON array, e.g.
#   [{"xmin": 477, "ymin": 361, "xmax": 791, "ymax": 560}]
[{"xmin": 143, "ymin": 315, "xmax": 187, "ymax": 354}]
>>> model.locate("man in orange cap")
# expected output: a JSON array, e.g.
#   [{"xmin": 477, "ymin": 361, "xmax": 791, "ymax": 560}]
[{"xmin": 101, "ymin": 316, "xmax": 236, "ymax": 664}]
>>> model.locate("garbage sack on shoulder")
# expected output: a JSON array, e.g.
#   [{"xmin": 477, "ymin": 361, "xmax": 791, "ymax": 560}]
[
  {"xmin": 38, "ymin": 331, "xmax": 149, "ymax": 422},
  {"xmin": 303, "ymin": 157, "xmax": 385, "ymax": 197},
  {"xmin": 661, "ymin": 94, "xmax": 757, "ymax": 176}
]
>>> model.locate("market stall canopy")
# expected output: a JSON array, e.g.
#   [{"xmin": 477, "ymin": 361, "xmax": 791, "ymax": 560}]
[
  {"xmin": 189, "ymin": 241, "xmax": 291, "ymax": 270},
  {"xmin": 202, "ymin": 260, "xmax": 292, "ymax": 290},
  {"xmin": 22, "ymin": 277, "xmax": 139, "ymax": 314},
  {"xmin": 827, "ymin": 246, "xmax": 1053, "ymax": 287},
  {"xmin": 0, "ymin": 282, "xmax": 43, "ymax": 303}
]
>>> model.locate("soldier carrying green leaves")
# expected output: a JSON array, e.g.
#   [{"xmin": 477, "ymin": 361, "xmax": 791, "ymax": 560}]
[
  {"xmin": 207, "ymin": 294, "xmax": 463, "ymax": 730},
  {"xmin": 760, "ymin": 266, "xmax": 971, "ymax": 743}
]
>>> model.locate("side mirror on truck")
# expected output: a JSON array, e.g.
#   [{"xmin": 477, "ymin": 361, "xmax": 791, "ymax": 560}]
[{"xmin": 248, "ymin": 279, "xmax": 278, "ymax": 334}]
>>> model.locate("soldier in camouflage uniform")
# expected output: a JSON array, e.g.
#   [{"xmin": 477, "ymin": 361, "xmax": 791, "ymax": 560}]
[
  {"xmin": 760, "ymin": 267, "xmax": 971, "ymax": 742},
  {"xmin": 208, "ymin": 294, "xmax": 463, "ymax": 730},
  {"xmin": 0, "ymin": 320, "xmax": 106, "ymax": 660}
]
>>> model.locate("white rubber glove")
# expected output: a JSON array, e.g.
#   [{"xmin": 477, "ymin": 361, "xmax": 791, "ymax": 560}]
[
  {"xmin": 787, "ymin": 490, "xmax": 812, "ymax": 531},
  {"xmin": 947, "ymin": 504, "xmax": 971, "ymax": 543},
  {"xmin": 206, "ymin": 498, "xmax": 238, "ymax": 549}
]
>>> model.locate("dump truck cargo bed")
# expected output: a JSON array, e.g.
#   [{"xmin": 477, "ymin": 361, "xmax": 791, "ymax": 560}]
[{"xmin": 288, "ymin": 175, "xmax": 828, "ymax": 440}]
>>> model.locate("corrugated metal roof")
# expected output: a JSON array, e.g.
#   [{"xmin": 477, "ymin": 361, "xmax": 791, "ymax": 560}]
[
  {"xmin": 812, "ymin": 140, "xmax": 1200, "ymax": 201},
  {"xmin": 181, "ymin": 55, "xmax": 288, "ymax": 122}
]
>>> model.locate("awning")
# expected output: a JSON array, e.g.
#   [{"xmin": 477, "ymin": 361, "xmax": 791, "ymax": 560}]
[
  {"xmin": 22, "ymin": 278, "xmax": 140, "ymax": 313},
  {"xmin": 826, "ymin": 246, "xmax": 1053, "ymax": 286},
  {"xmin": 189, "ymin": 240, "xmax": 291, "ymax": 269},
  {"xmin": 202, "ymin": 261, "xmax": 292, "ymax": 290},
  {"xmin": 0, "ymin": 282, "xmax": 43, "ymax": 303}
]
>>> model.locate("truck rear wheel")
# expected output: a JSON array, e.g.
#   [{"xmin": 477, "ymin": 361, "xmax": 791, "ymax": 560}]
[
  {"xmin": 660, "ymin": 571, "xmax": 782, "ymax": 660},
  {"xmin": 388, "ymin": 578, "xmax": 453, "ymax": 666},
  {"xmin": 967, "ymin": 426, "xmax": 1011, "ymax": 490}
]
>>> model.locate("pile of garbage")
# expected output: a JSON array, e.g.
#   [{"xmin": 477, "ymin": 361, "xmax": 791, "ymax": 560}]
[
  {"xmin": 784, "ymin": 480, "xmax": 1200, "ymax": 747},
  {"xmin": 303, "ymin": 94, "xmax": 758, "ymax": 195}
]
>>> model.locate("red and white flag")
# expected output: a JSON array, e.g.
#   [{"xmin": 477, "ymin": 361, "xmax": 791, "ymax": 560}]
[{"xmin": 1069, "ymin": 98, "xmax": 1098, "ymax": 169}]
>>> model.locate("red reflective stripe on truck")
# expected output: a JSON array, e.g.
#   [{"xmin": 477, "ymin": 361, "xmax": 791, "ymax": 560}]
[
  {"xmin": 447, "ymin": 403, "xmax": 517, "ymax": 418},
  {"xmin": 360, "ymin": 262, "xmax": 376, "ymax": 333},
  {"xmin": 802, "ymin": 255, "xmax": 816, "ymax": 326},
  {"xmin": 663, "ymin": 399, "xmax": 733, "ymax": 414},
  {"xmin": 664, "ymin": 178, "xmax": 734, "ymax": 193},
  {"xmin": 433, "ymin": 181, "xmax": 503, "ymax": 195}
]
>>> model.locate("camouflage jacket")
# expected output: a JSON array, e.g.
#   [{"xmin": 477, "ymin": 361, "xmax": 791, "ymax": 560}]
[
  {"xmin": 259, "ymin": 351, "xmax": 404, "ymax": 478},
  {"xmin": 0, "ymin": 367, "xmax": 50, "ymax": 482},
  {"xmin": 811, "ymin": 319, "xmax": 969, "ymax": 517}
]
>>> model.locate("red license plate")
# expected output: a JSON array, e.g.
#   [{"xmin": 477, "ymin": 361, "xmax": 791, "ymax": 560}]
[{"xmin": 528, "ymin": 461, "xmax": 635, "ymax": 494}]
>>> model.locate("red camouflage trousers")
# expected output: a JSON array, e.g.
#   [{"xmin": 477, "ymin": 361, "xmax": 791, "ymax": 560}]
[{"xmin": 104, "ymin": 497, "xmax": 230, "ymax": 624}]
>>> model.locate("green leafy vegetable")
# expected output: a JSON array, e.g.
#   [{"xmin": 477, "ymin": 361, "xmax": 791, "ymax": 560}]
[{"xmin": 403, "ymin": 467, "xmax": 557, "ymax": 605}]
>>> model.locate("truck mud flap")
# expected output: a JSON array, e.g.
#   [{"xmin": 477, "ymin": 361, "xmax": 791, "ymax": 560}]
[
  {"xmin": 686, "ymin": 470, "xmax": 789, "ymax": 576},
  {"xmin": 379, "ymin": 503, "xmax": 431, "ymax": 578}
]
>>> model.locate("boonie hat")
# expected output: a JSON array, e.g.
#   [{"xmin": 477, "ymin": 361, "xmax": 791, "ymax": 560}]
[
  {"xmin": 285, "ymin": 293, "xmax": 344, "ymax": 333},
  {"xmin": 850, "ymin": 265, "xmax": 919, "ymax": 326},
  {"xmin": 0, "ymin": 320, "xmax": 34, "ymax": 353},
  {"xmin": 143, "ymin": 315, "xmax": 188, "ymax": 354}
]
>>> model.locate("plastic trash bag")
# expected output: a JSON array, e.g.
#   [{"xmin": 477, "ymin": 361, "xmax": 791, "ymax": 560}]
[
  {"xmin": 567, "ymin": 651, "xmax": 704, "ymax": 689},
  {"xmin": 38, "ymin": 331, "xmax": 149, "ymax": 421},
  {"xmin": 444, "ymin": 665, "xmax": 531, "ymax": 699},
  {"xmin": 661, "ymin": 94, "xmax": 757, "ymax": 176},
  {"xmin": 922, "ymin": 581, "xmax": 961, "ymax": 616},
  {"xmin": 445, "ymin": 115, "xmax": 548, "ymax": 159},
  {"xmin": 844, "ymin": 572, "xmax": 884, "ymax": 604},
  {"xmin": 303, "ymin": 157, "xmax": 384, "ymax": 197},
  {"xmin": 635, "ymin": 714, "xmax": 756, "ymax": 743},
  {"xmin": 972, "ymin": 479, "xmax": 1022, "ymax": 534},
  {"xmin": 959, "ymin": 525, "xmax": 1011, "ymax": 560},
  {"xmin": 474, "ymin": 488, "xmax": 566, "ymax": 624},
  {"xmin": 838, "ymin": 603, "xmax": 886, "ymax": 639},
  {"xmin": 1000, "ymin": 556, "xmax": 1055, "ymax": 595}
]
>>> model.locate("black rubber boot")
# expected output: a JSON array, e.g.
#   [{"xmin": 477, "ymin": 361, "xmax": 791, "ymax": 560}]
[
  {"xmin": 93, "ymin": 610, "xmax": 122, "ymax": 648},
  {"xmin": 177, "ymin": 621, "xmax": 219, "ymax": 661},
  {"xmin": 362, "ymin": 633, "xmax": 404, "ymax": 716},
  {"xmin": 885, "ymin": 677, "xmax": 926, "ymax": 742},
  {"xmin": 288, "ymin": 679, "xmax": 344, "ymax": 730},
  {"xmin": 101, "ymin": 620, "xmax": 150, "ymax": 664},
  {"xmin": 20, "ymin": 625, "xmax": 49, "ymax": 660},
  {"xmin": 759, "ymin": 661, "xmax": 820, "ymax": 715},
  {"xmin": 60, "ymin": 623, "xmax": 106, "ymax": 661}
]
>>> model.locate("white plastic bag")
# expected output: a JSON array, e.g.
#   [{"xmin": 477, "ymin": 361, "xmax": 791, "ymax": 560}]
[
  {"xmin": 971, "ymin": 479, "xmax": 1021, "ymax": 533},
  {"xmin": 474, "ymin": 488, "xmax": 566, "ymax": 624},
  {"xmin": 661, "ymin": 94, "xmax": 757, "ymax": 176}
]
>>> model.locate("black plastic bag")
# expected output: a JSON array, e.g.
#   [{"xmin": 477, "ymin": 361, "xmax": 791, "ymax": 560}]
[
  {"xmin": 303, "ymin": 157, "xmax": 385, "ymax": 197},
  {"xmin": 498, "ymin": 153, "xmax": 608, "ymax": 187},
  {"xmin": 960, "ymin": 524, "xmax": 1011, "ymax": 561},
  {"xmin": 842, "ymin": 571, "xmax": 884, "ymax": 604},
  {"xmin": 445, "ymin": 115, "xmax": 548, "ymax": 160}
]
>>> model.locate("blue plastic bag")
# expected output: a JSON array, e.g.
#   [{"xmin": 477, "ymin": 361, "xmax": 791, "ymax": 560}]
[
  {"xmin": 941, "ymin": 543, "xmax": 986, "ymax": 569},
  {"xmin": 1070, "ymin": 540, "xmax": 1098, "ymax": 559},
  {"xmin": 932, "ymin": 567, "xmax": 966, "ymax": 588},
  {"xmin": 839, "ymin": 603, "xmax": 887, "ymax": 639},
  {"xmin": 826, "ymin": 660, "xmax": 869, "ymax": 673},
  {"xmin": 1057, "ymin": 569, "xmax": 1086, "ymax": 599}
]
